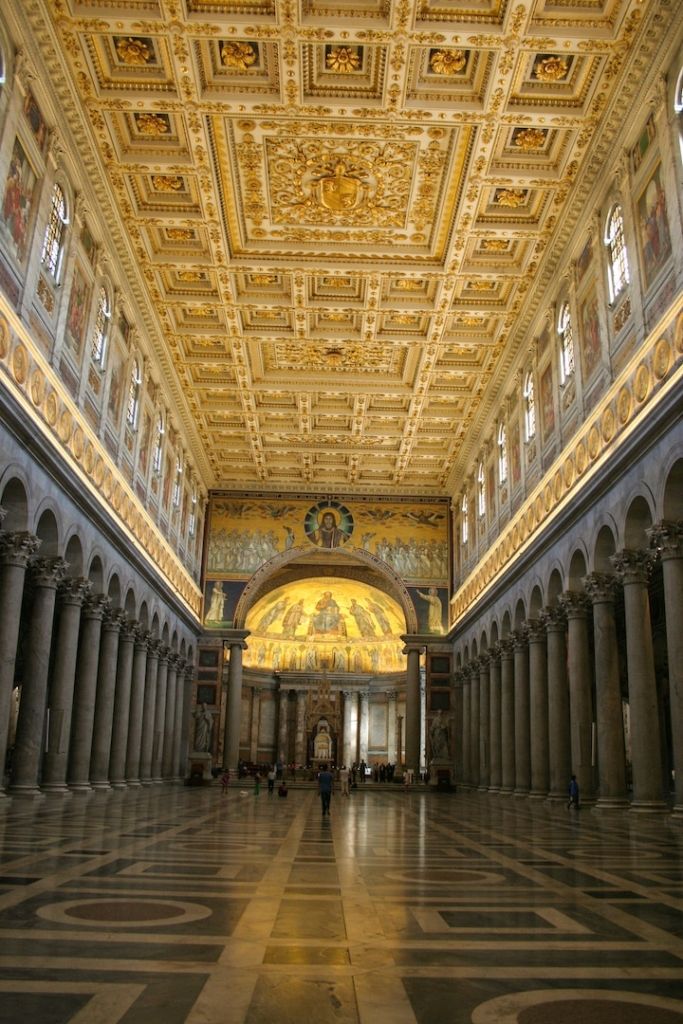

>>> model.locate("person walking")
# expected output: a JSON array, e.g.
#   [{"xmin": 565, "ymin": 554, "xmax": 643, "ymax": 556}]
[
  {"xmin": 567, "ymin": 774, "xmax": 579, "ymax": 808},
  {"xmin": 318, "ymin": 762, "xmax": 333, "ymax": 816},
  {"xmin": 267, "ymin": 765, "xmax": 276, "ymax": 794},
  {"xmin": 339, "ymin": 764, "xmax": 350, "ymax": 797},
  {"xmin": 254, "ymin": 772, "xmax": 261, "ymax": 797}
]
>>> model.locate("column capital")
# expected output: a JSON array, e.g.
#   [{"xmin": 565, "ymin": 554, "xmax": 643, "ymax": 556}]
[
  {"xmin": 539, "ymin": 605, "xmax": 566, "ymax": 631},
  {"xmin": 478, "ymin": 653, "xmax": 491, "ymax": 670},
  {"xmin": 157, "ymin": 644, "xmax": 171, "ymax": 663},
  {"xmin": 512, "ymin": 626, "xmax": 529, "ymax": 648},
  {"xmin": 525, "ymin": 617, "xmax": 546, "ymax": 643},
  {"xmin": 58, "ymin": 576, "xmax": 92, "ymax": 606},
  {"xmin": 119, "ymin": 617, "xmax": 138, "ymax": 641},
  {"xmin": 134, "ymin": 627, "xmax": 151, "ymax": 650},
  {"xmin": 31, "ymin": 556, "xmax": 68, "ymax": 588},
  {"xmin": 386, "ymin": 689, "xmax": 399, "ymax": 700},
  {"xmin": 559, "ymin": 590, "xmax": 591, "ymax": 618},
  {"xmin": 583, "ymin": 572, "xmax": 619, "ymax": 603},
  {"xmin": 453, "ymin": 668, "xmax": 467, "ymax": 685},
  {"xmin": 184, "ymin": 663, "xmax": 195, "ymax": 681},
  {"xmin": 102, "ymin": 607, "xmax": 126, "ymax": 632},
  {"xmin": 611, "ymin": 548, "xmax": 655, "ymax": 585},
  {"xmin": 82, "ymin": 594, "xmax": 111, "ymax": 620},
  {"xmin": 0, "ymin": 532, "xmax": 41, "ymax": 567},
  {"xmin": 147, "ymin": 638, "xmax": 162, "ymax": 658},
  {"xmin": 648, "ymin": 521, "xmax": 683, "ymax": 561},
  {"xmin": 499, "ymin": 636, "xmax": 515, "ymax": 657},
  {"xmin": 488, "ymin": 643, "xmax": 502, "ymax": 663},
  {"xmin": 359, "ymin": 689, "xmax": 370, "ymax": 700}
]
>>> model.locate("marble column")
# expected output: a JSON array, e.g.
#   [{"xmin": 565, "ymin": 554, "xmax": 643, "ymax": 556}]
[
  {"xmin": 42, "ymin": 577, "xmax": 91, "ymax": 793},
  {"xmin": 612, "ymin": 549, "xmax": 667, "ymax": 811},
  {"xmin": 451, "ymin": 671, "xmax": 463, "ymax": 783},
  {"xmin": 179, "ymin": 663, "xmax": 194, "ymax": 777},
  {"xmin": 584, "ymin": 573, "xmax": 628, "ymax": 809},
  {"xmin": 172, "ymin": 659, "xmax": 187, "ymax": 780},
  {"xmin": 541, "ymin": 607, "xmax": 571, "ymax": 801},
  {"xmin": 488, "ymin": 646, "xmax": 502, "ymax": 792},
  {"xmin": 125, "ymin": 630, "xmax": 150, "ymax": 786},
  {"xmin": 342, "ymin": 690, "xmax": 354, "ymax": 768},
  {"xmin": 527, "ymin": 618, "xmax": 549, "ymax": 799},
  {"xmin": 294, "ymin": 689, "xmax": 307, "ymax": 766},
  {"xmin": 161, "ymin": 654, "xmax": 178, "ymax": 780},
  {"xmin": 387, "ymin": 690, "xmax": 398, "ymax": 764},
  {"xmin": 461, "ymin": 667, "xmax": 471, "ymax": 787},
  {"xmin": 89, "ymin": 608, "xmax": 125, "ymax": 790},
  {"xmin": 67, "ymin": 595, "xmax": 110, "ymax": 792},
  {"xmin": 404, "ymin": 645, "xmax": 422, "ymax": 775},
  {"xmin": 559, "ymin": 591, "xmax": 596, "ymax": 804},
  {"xmin": 223, "ymin": 635, "xmax": 247, "ymax": 778},
  {"xmin": 277, "ymin": 686, "xmax": 290, "ymax": 766},
  {"xmin": 138, "ymin": 640, "xmax": 160, "ymax": 784},
  {"xmin": 648, "ymin": 522, "xmax": 683, "ymax": 815},
  {"xmin": 513, "ymin": 629, "xmax": 531, "ymax": 796},
  {"xmin": 478, "ymin": 656, "xmax": 490, "ymax": 791},
  {"xmin": 151, "ymin": 647, "xmax": 169, "ymax": 782},
  {"xmin": 359, "ymin": 690, "xmax": 370, "ymax": 763},
  {"xmin": 500, "ymin": 639, "xmax": 515, "ymax": 793},
  {"xmin": 250, "ymin": 687, "xmax": 261, "ymax": 762},
  {"xmin": 10, "ymin": 557, "xmax": 67, "ymax": 794},
  {"xmin": 108, "ymin": 619, "xmax": 137, "ymax": 788},
  {"xmin": 470, "ymin": 662, "xmax": 480, "ymax": 788},
  {"xmin": 0, "ymin": 532, "xmax": 40, "ymax": 793}
]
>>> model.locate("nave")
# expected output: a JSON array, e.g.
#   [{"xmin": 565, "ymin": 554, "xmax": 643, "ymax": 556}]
[{"xmin": 1, "ymin": 787, "xmax": 683, "ymax": 1023}]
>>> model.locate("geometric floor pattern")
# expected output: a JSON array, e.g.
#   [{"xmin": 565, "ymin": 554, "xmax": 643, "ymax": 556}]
[{"xmin": 1, "ymin": 785, "xmax": 683, "ymax": 1023}]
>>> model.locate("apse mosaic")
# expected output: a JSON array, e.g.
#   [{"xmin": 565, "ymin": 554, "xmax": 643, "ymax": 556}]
[
  {"xmin": 205, "ymin": 494, "xmax": 449, "ymax": 582},
  {"xmin": 242, "ymin": 577, "xmax": 406, "ymax": 675}
]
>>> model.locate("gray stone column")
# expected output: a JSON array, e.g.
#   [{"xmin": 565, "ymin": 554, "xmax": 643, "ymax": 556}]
[
  {"xmin": 138, "ymin": 640, "xmax": 160, "ymax": 784},
  {"xmin": 584, "ymin": 574, "xmax": 628, "ymax": 809},
  {"xmin": 42, "ymin": 577, "xmax": 91, "ymax": 793},
  {"xmin": 500, "ymin": 639, "xmax": 515, "ymax": 793},
  {"xmin": 179, "ymin": 663, "xmax": 194, "ymax": 777},
  {"xmin": 10, "ymin": 557, "xmax": 67, "ymax": 794},
  {"xmin": 223, "ymin": 635, "xmax": 247, "ymax": 778},
  {"xmin": 359, "ymin": 690, "xmax": 370, "ymax": 763},
  {"xmin": 404, "ymin": 644, "xmax": 422, "ymax": 775},
  {"xmin": 527, "ymin": 619, "xmax": 549, "ymax": 799},
  {"xmin": 151, "ymin": 647, "xmax": 169, "ymax": 782},
  {"xmin": 277, "ymin": 685, "xmax": 290, "ymax": 766},
  {"xmin": 68, "ymin": 595, "xmax": 110, "ymax": 792},
  {"xmin": 612, "ymin": 549, "xmax": 667, "ymax": 811},
  {"xmin": 513, "ymin": 629, "xmax": 530, "ymax": 796},
  {"xmin": 541, "ymin": 607, "xmax": 571, "ymax": 801},
  {"xmin": 648, "ymin": 522, "xmax": 683, "ymax": 815},
  {"xmin": 171, "ymin": 658, "xmax": 186, "ymax": 780},
  {"xmin": 387, "ymin": 690, "xmax": 398, "ymax": 764},
  {"xmin": 249, "ymin": 687, "xmax": 262, "ymax": 762},
  {"xmin": 294, "ymin": 689, "xmax": 307, "ymax": 767},
  {"xmin": 488, "ymin": 646, "xmax": 502, "ymax": 792},
  {"xmin": 161, "ymin": 654, "xmax": 178, "ymax": 779},
  {"xmin": 0, "ymin": 532, "xmax": 40, "ymax": 793},
  {"xmin": 451, "ymin": 671, "xmax": 463, "ymax": 783},
  {"xmin": 461, "ymin": 666, "xmax": 471, "ymax": 787},
  {"xmin": 89, "ymin": 609, "xmax": 125, "ymax": 790},
  {"xmin": 559, "ymin": 591, "xmax": 596, "ymax": 805},
  {"xmin": 125, "ymin": 630, "xmax": 150, "ymax": 786},
  {"xmin": 469, "ymin": 662, "xmax": 480, "ymax": 788},
  {"xmin": 478, "ymin": 655, "xmax": 490, "ymax": 791},
  {"xmin": 108, "ymin": 619, "xmax": 137, "ymax": 788},
  {"xmin": 342, "ymin": 690, "xmax": 354, "ymax": 768}
]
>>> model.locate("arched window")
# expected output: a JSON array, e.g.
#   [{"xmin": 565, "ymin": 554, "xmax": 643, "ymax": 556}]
[
  {"xmin": 461, "ymin": 493, "xmax": 469, "ymax": 545},
  {"xmin": 91, "ymin": 287, "xmax": 110, "ymax": 366},
  {"xmin": 40, "ymin": 183, "xmax": 68, "ymax": 280},
  {"xmin": 498, "ymin": 423, "xmax": 508, "ymax": 483},
  {"xmin": 126, "ymin": 359, "xmax": 141, "ymax": 428},
  {"xmin": 172, "ymin": 455, "xmax": 183, "ymax": 508},
  {"xmin": 605, "ymin": 204, "xmax": 630, "ymax": 302},
  {"xmin": 523, "ymin": 371, "xmax": 536, "ymax": 441},
  {"xmin": 152, "ymin": 413, "xmax": 164, "ymax": 474},
  {"xmin": 189, "ymin": 487, "xmax": 198, "ymax": 537},
  {"xmin": 477, "ymin": 461, "xmax": 486, "ymax": 517},
  {"xmin": 558, "ymin": 300, "xmax": 575, "ymax": 385}
]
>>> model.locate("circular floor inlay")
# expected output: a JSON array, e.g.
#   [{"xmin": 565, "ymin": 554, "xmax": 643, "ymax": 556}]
[
  {"xmin": 472, "ymin": 989, "xmax": 683, "ymax": 1024},
  {"xmin": 36, "ymin": 897, "xmax": 211, "ymax": 928}
]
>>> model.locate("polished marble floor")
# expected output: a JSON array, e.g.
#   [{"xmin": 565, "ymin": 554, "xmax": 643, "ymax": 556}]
[{"xmin": 1, "ymin": 784, "xmax": 683, "ymax": 1023}]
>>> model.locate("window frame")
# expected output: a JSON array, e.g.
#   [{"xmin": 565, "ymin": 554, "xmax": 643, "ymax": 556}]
[
  {"xmin": 557, "ymin": 300, "xmax": 575, "ymax": 385},
  {"xmin": 90, "ymin": 286, "xmax": 110, "ymax": 367},
  {"xmin": 498, "ymin": 423, "xmax": 508, "ymax": 484},
  {"xmin": 152, "ymin": 413, "xmax": 164, "ymax": 475},
  {"xmin": 604, "ymin": 203, "xmax": 630, "ymax": 303},
  {"xmin": 523, "ymin": 371, "xmax": 536, "ymax": 442},
  {"xmin": 461, "ymin": 493, "xmax": 469, "ymax": 545},
  {"xmin": 40, "ymin": 182, "xmax": 68, "ymax": 281},
  {"xmin": 126, "ymin": 358, "xmax": 142, "ymax": 429}
]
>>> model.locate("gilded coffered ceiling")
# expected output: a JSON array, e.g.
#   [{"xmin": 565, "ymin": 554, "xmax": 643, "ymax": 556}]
[{"xmin": 20, "ymin": 0, "xmax": 678, "ymax": 494}]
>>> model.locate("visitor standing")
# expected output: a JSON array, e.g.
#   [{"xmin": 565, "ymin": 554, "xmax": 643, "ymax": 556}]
[{"xmin": 318, "ymin": 763, "xmax": 333, "ymax": 816}]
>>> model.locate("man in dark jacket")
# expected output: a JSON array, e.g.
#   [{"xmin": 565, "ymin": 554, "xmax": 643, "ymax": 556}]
[{"xmin": 318, "ymin": 763, "xmax": 333, "ymax": 816}]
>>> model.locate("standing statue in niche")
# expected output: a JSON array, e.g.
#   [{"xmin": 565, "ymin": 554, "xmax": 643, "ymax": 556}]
[
  {"xmin": 429, "ymin": 709, "xmax": 450, "ymax": 760},
  {"xmin": 193, "ymin": 702, "xmax": 213, "ymax": 752},
  {"xmin": 416, "ymin": 586, "xmax": 444, "ymax": 633}
]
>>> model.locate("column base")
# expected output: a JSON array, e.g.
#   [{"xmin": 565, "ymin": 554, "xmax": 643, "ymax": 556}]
[
  {"xmin": 528, "ymin": 790, "xmax": 548, "ymax": 800},
  {"xmin": 7, "ymin": 784, "xmax": 44, "ymax": 798},
  {"xmin": 513, "ymin": 788, "xmax": 530, "ymax": 797},
  {"xmin": 126, "ymin": 779, "xmax": 142, "ymax": 787},
  {"xmin": 546, "ymin": 791, "xmax": 568, "ymax": 803},
  {"xmin": 630, "ymin": 800, "xmax": 669, "ymax": 813},
  {"xmin": 487, "ymin": 786, "xmax": 501, "ymax": 794},
  {"xmin": 670, "ymin": 805, "xmax": 683, "ymax": 820},
  {"xmin": 109, "ymin": 780, "xmax": 127, "ymax": 790},
  {"xmin": 67, "ymin": 784, "xmax": 92, "ymax": 794},
  {"xmin": 41, "ymin": 784, "xmax": 71, "ymax": 796},
  {"xmin": 90, "ymin": 781, "xmax": 111, "ymax": 791},
  {"xmin": 593, "ymin": 797, "xmax": 629, "ymax": 811},
  {"xmin": 499, "ymin": 786, "xmax": 514, "ymax": 795}
]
